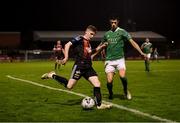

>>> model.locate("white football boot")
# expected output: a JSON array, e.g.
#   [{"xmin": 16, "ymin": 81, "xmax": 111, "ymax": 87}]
[{"xmin": 41, "ymin": 71, "xmax": 56, "ymax": 79}]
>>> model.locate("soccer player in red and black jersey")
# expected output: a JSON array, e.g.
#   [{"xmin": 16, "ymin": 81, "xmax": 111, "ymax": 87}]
[
  {"xmin": 41, "ymin": 25, "xmax": 111, "ymax": 109},
  {"xmin": 53, "ymin": 40, "xmax": 65, "ymax": 70}
]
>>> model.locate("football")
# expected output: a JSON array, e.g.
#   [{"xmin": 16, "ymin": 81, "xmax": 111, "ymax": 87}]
[{"xmin": 81, "ymin": 97, "xmax": 95, "ymax": 109}]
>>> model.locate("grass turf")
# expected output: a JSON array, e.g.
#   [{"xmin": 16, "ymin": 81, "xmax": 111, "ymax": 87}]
[{"xmin": 0, "ymin": 60, "xmax": 179, "ymax": 122}]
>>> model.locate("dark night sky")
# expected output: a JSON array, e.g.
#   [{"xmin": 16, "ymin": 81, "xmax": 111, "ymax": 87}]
[{"xmin": 0, "ymin": 0, "xmax": 179, "ymax": 42}]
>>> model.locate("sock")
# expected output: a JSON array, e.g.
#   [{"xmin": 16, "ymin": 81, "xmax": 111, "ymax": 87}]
[
  {"xmin": 55, "ymin": 63, "xmax": 57, "ymax": 69},
  {"xmin": 94, "ymin": 87, "xmax": 102, "ymax": 106},
  {"xmin": 107, "ymin": 83, "xmax": 113, "ymax": 96},
  {"xmin": 58, "ymin": 64, "xmax": 61, "ymax": 69},
  {"xmin": 147, "ymin": 60, "xmax": 150, "ymax": 71},
  {"xmin": 120, "ymin": 77, "xmax": 128, "ymax": 95},
  {"xmin": 145, "ymin": 60, "xmax": 148, "ymax": 70},
  {"xmin": 52, "ymin": 75, "xmax": 68, "ymax": 87}
]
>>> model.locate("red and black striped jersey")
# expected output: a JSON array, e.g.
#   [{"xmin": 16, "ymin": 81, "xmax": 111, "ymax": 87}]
[{"xmin": 70, "ymin": 36, "xmax": 92, "ymax": 68}]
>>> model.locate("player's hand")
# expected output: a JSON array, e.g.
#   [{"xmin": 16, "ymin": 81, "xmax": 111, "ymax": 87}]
[
  {"xmin": 104, "ymin": 42, "xmax": 109, "ymax": 46},
  {"xmin": 96, "ymin": 42, "xmax": 108, "ymax": 51},
  {"xmin": 101, "ymin": 42, "xmax": 108, "ymax": 48},
  {"xmin": 62, "ymin": 58, "xmax": 68, "ymax": 65},
  {"xmin": 91, "ymin": 54, "xmax": 95, "ymax": 60},
  {"xmin": 141, "ymin": 53, "xmax": 147, "ymax": 58}
]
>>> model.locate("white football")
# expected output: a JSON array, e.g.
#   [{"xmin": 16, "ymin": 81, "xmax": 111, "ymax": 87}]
[{"xmin": 81, "ymin": 97, "xmax": 95, "ymax": 109}]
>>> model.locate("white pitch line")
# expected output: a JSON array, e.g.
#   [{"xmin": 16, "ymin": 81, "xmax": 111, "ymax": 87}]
[
  {"xmin": 6, "ymin": 75, "xmax": 176, "ymax": 122},
  {"xmin": 97, "ymin": 69, "xmax": 180, "ymax": 74}
]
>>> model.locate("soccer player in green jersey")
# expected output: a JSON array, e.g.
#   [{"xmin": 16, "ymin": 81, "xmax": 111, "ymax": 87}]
[
  {"xmin": 141, "ymin": 38, "xmax": 153, "ymax": 71},
  {"xmin": 153, "ymin": 48, "xmax": 159, "ymax": 62},
  {"xmin": 101, "ymin": 17, "xmax": 146, "ymax": 100}
]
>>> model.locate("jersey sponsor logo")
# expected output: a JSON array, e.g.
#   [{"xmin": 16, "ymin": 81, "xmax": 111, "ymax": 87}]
[
  {"xmin": 74, "ymin": 70, "xmax": 81, "ymax": 79},
  {"xmin": 108, "ymin": 37, "xmax": 122, "ymax": 44}
]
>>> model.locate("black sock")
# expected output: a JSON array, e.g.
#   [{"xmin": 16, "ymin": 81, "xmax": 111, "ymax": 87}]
[
  {"xmin": 107, "ymin": 83, "xmax": 113, "ymax": 95},
  {"xmin": 94, "ymin": 87, "xmax": 102, "ymax": 106},
  {"xmin": 58, "ymin": 64, "xmax": 61, "ymax": 69},
  {"xmin": 52, "ymin": 75, "xmax": 68, "ymax": 87},
  {"xmin": 55, "ymin": 63, "xmax": 57, "ymax": 69},
  {"xmin": 120, "ymin": 77, "xmax": 128, "ymax": 95}
]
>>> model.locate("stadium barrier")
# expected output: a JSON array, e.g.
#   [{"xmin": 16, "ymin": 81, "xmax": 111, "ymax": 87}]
[{"xmin": 0, "ymin": 49, "xmax": 178, "ymax": 62}]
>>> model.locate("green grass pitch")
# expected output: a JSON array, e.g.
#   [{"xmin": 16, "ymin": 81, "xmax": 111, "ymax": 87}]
[{"xmin": 0, "ymin": 60, "xmax": 180, "ymax": 122}]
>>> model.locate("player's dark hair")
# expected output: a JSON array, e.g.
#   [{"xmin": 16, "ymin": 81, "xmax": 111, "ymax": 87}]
[
  {"xmin": 87, "ymin": 25, "xmax": 97, "ymax": 34},
  {"xmin": 109, "ymin": 15, "xmax": 119, "ymax": 21}
]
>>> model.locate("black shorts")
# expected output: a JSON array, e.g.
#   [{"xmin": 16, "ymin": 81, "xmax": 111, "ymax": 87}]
[
  {"xmin": 57, "ymin": 56, "xmax": 63, "ymax": 60},
  {"xmin": 70, "ymin": 64, "xmax": 98, "ymax": 80},
  {"xmin": 55, "ymin": 52, "xmax": 64, "ymax": 60}
]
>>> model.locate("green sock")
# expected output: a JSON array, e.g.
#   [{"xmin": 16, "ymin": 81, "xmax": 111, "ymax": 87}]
[
  {"xmin": 147, "ymin": 61, "xmax": 150, "ymax": 71},
  {"xmin": 145, "ymin": 60, "xmax": 148, "ymax": 71}
]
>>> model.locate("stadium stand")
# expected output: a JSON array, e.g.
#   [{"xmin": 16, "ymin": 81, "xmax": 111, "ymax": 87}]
[{"xmin": 33, "ymin": 31, "xmax": 167, "ymax": 60}]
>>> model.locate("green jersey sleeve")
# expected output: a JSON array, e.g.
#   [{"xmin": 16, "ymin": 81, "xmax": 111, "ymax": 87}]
[{"xmin": 122, "ymin": 29, "xmax": 132, "ymax": 41}]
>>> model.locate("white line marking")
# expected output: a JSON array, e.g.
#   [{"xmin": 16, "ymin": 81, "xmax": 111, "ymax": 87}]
[
  {"xmin": 127, "ymin": 70, "xmax": 180, "ymax": 72},
  {"xmin": 6, "ymin": 75, "xmax": 176, "ymax": 122},
  {"xmin": 97, "ymin": 69, "xmax": 180, "ymax": 74}
]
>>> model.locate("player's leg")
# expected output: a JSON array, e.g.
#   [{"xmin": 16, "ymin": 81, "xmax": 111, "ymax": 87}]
[
  {"xmin": 41, "ymin": 65, "xmax": 80, "ymax": 89},
  {"xmin": 144, "ymin": 57, "xmax": 148, "ymax": 71},
  {"xmin": 154, "ymin": 55, "xmax": 157, "ymax": 61},
  {"xmin": 105, "ymin": 61, "xmax": 115, "ymax": 99},
  {"xmin": 54, "ymin": 64, "xmax": 81, "ymax": 89},
  {"xmin": 57, "ymin": 60, "xmax": 61, "ymax": 69},
  {"xmin": 155, "ymin": 55, "xmax": 159, "ymax": 62},
  {"xmin": 41, "ymin": 73, "xmax": 78, "ymax": 90},
  {"xmin": 118, "ymin": 69, "xmax": 131, "ymax": 100},
  {"xmin": 56, "ymin": 54, "xmax": 62, "ymax": 70},
  {"xmin": 55, "ymin": 59, "xmax": 58, "ymax": 70},
  {"xmin": 41, "ymin": 71, "xmax": 68, "ymax": 87},
  {"xmin": 88, "ymin": 76, "xmax": 101, "ymax": 106},
  {"xmin": 88, "ymin": 76, "xmax": 112, "ymax": 109},
  {"xmin": 146, "ymin": 54, "xmax": 151, "ymax": 71},
  {"xmin": 84, "ymin": 67, "xmax": 111, "ymax": 109},
  {"xmin": 66, "ymin": 79, "xmax": 78, "ymax": 90},
  {"xmin": 106, "ymin": 72, "xmax": 114, "ymax": 99},
  {"xmin": 117, "ymin": 58, "xmax": 132, "ymax": 100},
  {"xmin": 41, "ymin": 71, "xmax": 77, "ymax": 89}
]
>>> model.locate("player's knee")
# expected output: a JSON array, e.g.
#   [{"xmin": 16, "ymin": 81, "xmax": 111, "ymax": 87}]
[
  {"xmin": 66, "ymin": 85, "xmax": 73, "ymax": 90},
  {"xmin": 119, "ymin": 69, "xmax": 126, "ymax": 77},
  {"xmin": 107, "ymin": 75, "xmax": 113, "ymax": 83},
  {"xmin": 106, "ymin": 74, "xmax": 113, "ymax": 83},
  {"xmin": 119, "ymin": 73, "xmax": 125, "ymax": 78},
  {"xmin": 107, "ymin": 78, "xmax": 113, "ymax": 83}
]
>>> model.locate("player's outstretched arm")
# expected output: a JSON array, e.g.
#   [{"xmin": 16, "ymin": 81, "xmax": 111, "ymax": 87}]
[
  {"xmin": 129, "ymin": 39, "xmax": 146, "ymax": 57},
  {"xmin": 140, "ymin": 43, "xmax": 144, "ymax": 50},
  {"xmin": 91, "ymin": 42, "xmax": 108, "ymax": 60},
  {"xmin": 62, "ymin": 41, "xmax": 72, "ymax": 64},
  {"xmin": 62, "ymin": 48, "xmax": 65, "ymax": 55}
]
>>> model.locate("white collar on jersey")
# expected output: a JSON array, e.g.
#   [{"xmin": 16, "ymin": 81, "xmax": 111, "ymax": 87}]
[{"xmin": 111, "ymin": 27, "xmax": 121, "ymax": 32}]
